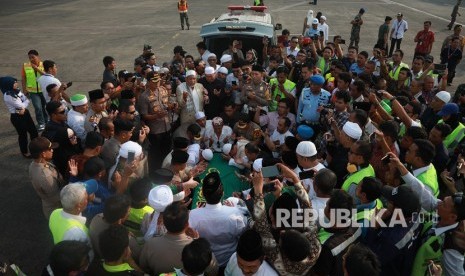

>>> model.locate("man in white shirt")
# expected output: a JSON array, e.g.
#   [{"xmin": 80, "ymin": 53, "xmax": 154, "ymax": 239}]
[
  {"xmin": 286, "ymin": 36, "xmax": 300, "ymax": 57},
  {"xmin": 296, "ymin": 141, "xmax": 326, "ymax": 196},
  {"xmin": 311, "ymin": 168, "xmax": 336, "ymax": 223},
  {"xmin": 204, "ymin": 117, "xmax": 233, "ymax": 152},
  {"xmin": 189, "ymin": 172, "xmax": 247, "ymax": 267},
  {"xmin": 37, "ymin": 60, "xmax": 68, "ymax": 103},
  {"xmin": 225, "ymin": 229, "xmax": 278, "ymax": 276},
  {"xmin": 263, "ymin": 117, "xmax": 293, "ymax": 158},
  {"xmin": 389, "ymin": 13, "xmax": 408, "ymax": 57},
  {"xmin": 67, "ymin": 94, "xmax": 89, "ymax": 141},
  {"xmin": 319, "ymin": 16, "xmax": 329, "ymax": 42},
  {"xmin": 196, "ymin": 41, "xmax": 211, "ymax": 63}
]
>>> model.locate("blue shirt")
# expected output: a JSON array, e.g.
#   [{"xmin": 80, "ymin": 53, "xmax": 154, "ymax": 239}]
[
  {"xmin": 349, "ymin": 63, "xmax": 365, "ymax": 75},
  {"xmin": 82, "ymin": 180, "xmax": 112, "ymax": 222},
  {"xmin": 306, "ymin": 27, "xmax": 321, "ymax": 38},
  {"xmin": 297, "ymin": 88, "xmax": 331, "ymax": 123}
]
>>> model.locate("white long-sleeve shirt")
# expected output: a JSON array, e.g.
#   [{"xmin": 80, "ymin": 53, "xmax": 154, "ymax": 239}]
[
  {"xmin": 3, "ymin": 91, "xmax": 29, "ymax": 113},
  {"xmin": 189, "ymin": 203, "xmax": 247, "ymax": 266},
  {"xmin": 67, "ymin": 109, "xmax": 87, "ymax": 140}
]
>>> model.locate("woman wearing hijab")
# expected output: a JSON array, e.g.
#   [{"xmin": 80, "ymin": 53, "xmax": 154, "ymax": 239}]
[
  {"xmin": 1, "ymin": 76, "xmax": 38, "ymax": 158},
  {"xmin": 53, "ymin": 127, "xmax": 82, "ymax": 181}
]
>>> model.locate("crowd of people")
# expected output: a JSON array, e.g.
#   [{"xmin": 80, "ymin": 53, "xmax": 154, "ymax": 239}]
[{"xmin": 2, "ymin": 7, "xmax": 465, "ymax": 276}]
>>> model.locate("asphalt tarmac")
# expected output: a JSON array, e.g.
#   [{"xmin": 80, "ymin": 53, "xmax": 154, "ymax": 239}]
[{"xmin": 0, "ymin": 0, "xmax": 463, "ymax": 273}]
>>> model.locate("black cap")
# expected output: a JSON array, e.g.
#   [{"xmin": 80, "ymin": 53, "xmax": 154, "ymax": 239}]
[
  {"xmin": 385, "ymin": 16, "xmax": 392, "ymax": 21},
  {"xmin": 382, "ymin": 185, "xmax": 420, "ymax": 217},
  {"xmin": 88, "ymin": 89, "xmax": 105, "ymax": 102},
  {"xmin": 29, "ymin": 137, "xmax": 59, "ymax": 158},
  {"xmin": 202, "ymin": 171, "xmax": 222, "ymax": 194},
  {"xmin": 237, "ymin": 229, "xmax": 264, "ymax": 261},
  {"xmin": 152, "ymin": 169, "xmax": 174, "ymax": 185},
  {"xmin": 173, "ymin": 137, "xmax": 189, "ymax": 149},
  {"xmin": 171, "ymin": 150, "xmax": 189, "ymax": 164}
]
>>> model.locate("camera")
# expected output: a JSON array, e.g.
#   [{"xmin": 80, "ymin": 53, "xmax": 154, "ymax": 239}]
[
  {"xmin": 242, "ymin": 73, "xmax": 249, "ymax": 81},
  {"xmin": 339, "ymin": 39, "xmax": 346, "ymax": 44}
]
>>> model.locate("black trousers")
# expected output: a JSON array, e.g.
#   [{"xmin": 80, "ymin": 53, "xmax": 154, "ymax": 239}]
[
  {"xmin": 148, "ymin": 131, "xmax": 172, "ymax": 174},
  {"xmin": 10, "ymin": 109, "xmax": 38, "ymax": 154},
  {"xmin": 389, "ymin": 38, "xmax": 402, "ymax": 56}
]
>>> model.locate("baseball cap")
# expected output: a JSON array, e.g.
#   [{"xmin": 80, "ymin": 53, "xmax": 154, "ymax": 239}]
[
  {"xmin": 382, "ymin": 185, "xmax": 420, "ymax": 217},
  {"xmin": 312, "ymin": 18, "xmax": 319, "ymax": 24},
  {"xmin": 82, "ymin": 179, "xmax": 98, "ymax": 195},
  {"xmin": 438, "ymin": 103, "xmax": 460, "ymax": 116},
  {"xmin": 397, "ymin": 12, "xmax": 403, "ymax": 16}
]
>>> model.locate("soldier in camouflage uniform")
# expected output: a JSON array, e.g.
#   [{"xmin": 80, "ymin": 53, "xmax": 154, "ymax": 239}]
[{"xmin": 349, "ymin": 8, "xmax": 365, "ymax": 48}]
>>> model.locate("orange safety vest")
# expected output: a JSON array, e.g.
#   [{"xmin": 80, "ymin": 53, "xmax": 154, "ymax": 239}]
[{"xmin": 178, "ymin": 1, "xmax": 188, "ymax": 12}]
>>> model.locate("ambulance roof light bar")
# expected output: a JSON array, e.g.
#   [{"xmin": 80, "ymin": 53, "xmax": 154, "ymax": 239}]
[{"xmin": 228, "ymin": 5, "xmax": 267, "ymax": 12}]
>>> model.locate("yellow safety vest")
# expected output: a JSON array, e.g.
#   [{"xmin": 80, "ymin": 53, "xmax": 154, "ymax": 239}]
[
  {"xmin": 388, "ymin": 62, "xmax": 409, "ymax": 80},
  {"xmin": 341, "ymin": 165, "xmax": 375, "ymax": 196},
  {"xmin": 268, "ymin": 78, "xmax": 296, "ymax": 111},
  {"xmin": 411, "ymin": 221, "xmax": 446, "ymax": 276},
  {"xmin": 124, "ymin": 205, "xmax": 154, "ymax": 237},
  {"xmin": 23, "ymin": 62, "xmax": 43, "ymax": 93},
  {"xmin": 317, "ymin": 57, "xmax": 330, "ymax": 75},
  {"xmin": 439, "ymin": 120, "xmax": 465, "ymax": 153},
  {"xmin": 49, "ymin": 209, "xmax": 88, "ymax": 244},
  {"xmin": 416, "ymin": 164, "xmax": 439, "ymax": 198},
  {"xmin": 318, "ymin": 228, "xmax": 334, "ymax": 245},
  {"xmin": 103, "ymin": 263, "xmax": 134, "ymax": 273}
]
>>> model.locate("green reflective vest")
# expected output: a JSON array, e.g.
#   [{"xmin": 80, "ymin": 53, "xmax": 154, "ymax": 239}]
[
  {"xmin": 342, "ymin": 165, "xmax": 375, "ymax": 198},
  {"xmin": 318, "ymin": 228, "xmax": 334, "ymax": 245},
  {"xmin": 411, "ymin": 221, "xmax": 448, "ymax": 276},
  {"xmin": 268, "ymin": 78, "xmax": 296, "ymax": 111},
  {"xmin": 388, "ymin": 62, "xmax": 409, "ymax": 80},
  {"xmin": 416, "ymin": 164, "xmax": 439, "ymax": 198},
  {"xmin": 317, "ymin": 57, "xmax": 330, "ymax": 75},
  {"xmin": 124, "ymin": 205, "xmax": 154, "ymax": 237},
  {"xmin": 23, "ymin": 62, "xmax": 43, "ymax": 93},
  {"xmin": 49, "ymin": 209, "xmax": 88, "ymax": 244},
  {"xmin": 440, "ymin": 120, "xmax": 465, "ymax": 153}
]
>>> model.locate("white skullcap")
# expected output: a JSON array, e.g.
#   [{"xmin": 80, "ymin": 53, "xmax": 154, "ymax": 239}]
[
  {"xmin": 320, "ymin": 15, "xmax": 326, "ymax": 21},
  {"xmin": 202, "ymin": 149, "xmax": 214, "ymax": 161},
  {"xmin": 435, "ymin": 91, "xmax": 451, "ymax": 103},
  {"xmin": 186, "ymin": 70, "xmax": 197, "ymax": 77},
  {"xmin": 119, "ymin": 141, "xmax": 143, "ymax": 159},
  {"xmin": 253, "ymin": 158, "xmax": 263, "ymax": 172},
  {"xmin": 204, "ymin": 66, "xmax": 215, "ymax": 75},
  {"xmin": 342, "ymin": 122, "xmax": 363, "ymax": 140},
  {"xmin": 296, "ymin": 141, "xmax": 317, "ymax": 157},
  {"xmin": 218, "ymin": 67, "xmax": 228, "ymax": 75},
  {"xmin": 223, "ymin": 143, "xmax": 232, "ymax": 155},
  {"xmin": 195, "ymin": 111, "xmax": 206, "ymax": 120},
  {"xmin": 220, "ymin": 54, "xmax": 232, "ymax": 64},
  {"xmin": 148, "ymin": 185, "xmax": 173, "ymax": 211},
  {"xmin": 207, "ymin": 53, "xmax": 217, "ymax": 59},
  {"xmin": 159, "ymin": 67, "xmax": 170, "ymax": 74}
]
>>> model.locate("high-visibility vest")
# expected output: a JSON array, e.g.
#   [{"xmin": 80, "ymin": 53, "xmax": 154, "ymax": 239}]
[
  {"xmin": 439, "ymin": 120, "xmax": 465, "ymax": 153},
  {"xmin": 318, "ymin": 228, "xmax": 334, "ymax": 244},
  {"xmin": 124, "ymin": 205, "xmax": 154, "ymax": 237},
  {"xmin": 317, "ymin": 57, "xmax": 330, "ymax": 75},
  {"xmin": 178, "ymin": 1, "xmax": 188, "ymax": 12},
  {"xmin": 341, "ymin": 165, "xmax": 375, "ymax": 198},
  {"xmin": 411, "ymin": 221, "xmax": 447, "ymax": 276},
  {"xmin": 23, "ymin": 62, "xmax": 43, "ymax": 93},
  {"xmin": 102, "ymin": 263, "xmax": 134, "ymax": 273},
  {"xmin": 416, "ymin": 164, "xmax": 439, "ymax": 198},
  {"xmin": 388, "ymin": 62, "xmax": 409, "ymax": 80},
  {"xmin": 268, "ymin": 78, "xmax": 296, "ymax": 111},
  {"xmin": 49, "ymin": 209, "xmax": 88, "ymax": 244}
]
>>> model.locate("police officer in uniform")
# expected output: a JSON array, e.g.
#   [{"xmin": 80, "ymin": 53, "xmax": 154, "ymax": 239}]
[{"xmin": 240, "ymin": 65, "xmax": 271, "ymax": 119}]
